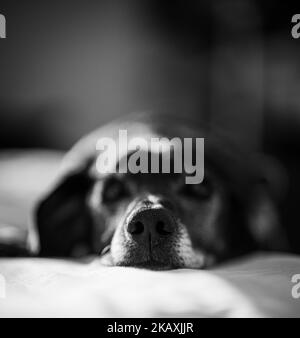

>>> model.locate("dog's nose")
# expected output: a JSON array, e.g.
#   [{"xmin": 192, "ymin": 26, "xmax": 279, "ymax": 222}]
[{"xmin": 127, "ymin": 208, "xmax": 176, "ymax": 242}]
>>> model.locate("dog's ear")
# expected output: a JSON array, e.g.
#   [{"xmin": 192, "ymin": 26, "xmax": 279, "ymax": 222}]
[
  {"xmin": 35, "ymin": 171, "xmax": 94, "ymax": 257},
  {"xmin": 245, "ymin": 158, "xmax": 289, "ymax": 251}
]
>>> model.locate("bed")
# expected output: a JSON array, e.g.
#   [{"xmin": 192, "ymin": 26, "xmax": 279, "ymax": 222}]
[{"xmin": 0, "ymin": 151, "xmax": 299, "ymax": 318}]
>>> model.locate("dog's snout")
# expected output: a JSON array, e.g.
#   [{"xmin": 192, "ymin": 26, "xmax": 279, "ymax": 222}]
[{"xmin": 127, "ymin": 208, "xmax": 176, "ymax": 242}]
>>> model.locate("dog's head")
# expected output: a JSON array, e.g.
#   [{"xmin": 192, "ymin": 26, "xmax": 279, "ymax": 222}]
[
  {"xmin": 33, "ymin": 116, "xmax": 289, "ymax": 269},
  {"xmin": 88, "ymin": 158, "xmax": 225, "ymax": 269}
]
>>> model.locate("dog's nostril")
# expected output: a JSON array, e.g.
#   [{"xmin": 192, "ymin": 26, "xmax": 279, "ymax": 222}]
[
  {"xmin": 128, "ymin": 221, "xmax": 144, "ymax": 235},
  {"xmin": 156, "ymin": 221, "xmax": 173, "ymax": 236}
]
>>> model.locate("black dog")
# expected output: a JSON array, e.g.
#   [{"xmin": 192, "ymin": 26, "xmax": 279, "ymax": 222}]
[{"xmin": 25, "ymin": 112, "xmax": 288, "ymax": 269}]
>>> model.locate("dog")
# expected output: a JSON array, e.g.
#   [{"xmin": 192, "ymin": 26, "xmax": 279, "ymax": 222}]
[{"xmin": 28, "ymin": 112, "xmax": 288, "ymax": 269}]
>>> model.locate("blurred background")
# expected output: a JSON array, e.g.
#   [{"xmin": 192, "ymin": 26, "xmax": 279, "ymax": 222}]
[{"xmin": 0, "ymin": 0, "xmax": 300, "ymax": 251}]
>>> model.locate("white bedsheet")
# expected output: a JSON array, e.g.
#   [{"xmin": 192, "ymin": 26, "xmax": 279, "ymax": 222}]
[{"xmin": 0, "ymin": 253, "xmax": 299, "ymax": 318}]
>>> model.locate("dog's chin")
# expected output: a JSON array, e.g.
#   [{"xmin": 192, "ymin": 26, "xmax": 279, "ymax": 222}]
[
  {"xmin": 118, "ymin": 260, "xmax": 178, "ymax": 271},
  {"xmin": 99, "ymin": 253, "xmax": 181, "ymax": 270}
]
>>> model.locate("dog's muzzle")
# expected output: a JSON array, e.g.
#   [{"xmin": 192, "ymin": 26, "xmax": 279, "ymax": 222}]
[
  {"xmin": 107, "ymin": 195, "xmax": 194, "ymax": 269},
  {"xmin": 108, "ymin": 195, "xmax": 184, "ymax": 268}
]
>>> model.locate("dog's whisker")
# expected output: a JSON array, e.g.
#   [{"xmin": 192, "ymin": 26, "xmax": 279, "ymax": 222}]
[{"xmin": 99, "ymin": 245, "xmax": 111, "ymax": 256}]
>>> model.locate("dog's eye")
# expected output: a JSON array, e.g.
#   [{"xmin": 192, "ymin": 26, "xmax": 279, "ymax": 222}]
[
  {"xmin": 180, "ymin": 178, "xmax": 212, "ymax": 200},
  {"xmin": 102, "ymin": 177, "xmax": 129, "ymax": 203}
]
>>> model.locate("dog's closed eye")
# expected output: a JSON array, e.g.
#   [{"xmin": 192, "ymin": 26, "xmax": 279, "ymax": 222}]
[
  {"xmin": 102, "ymin": 177, "xmax": 130, "ymax": 204},
  {"xmin": 179, "ymin": 178, "xmax": 213, "ymax": 200}
]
